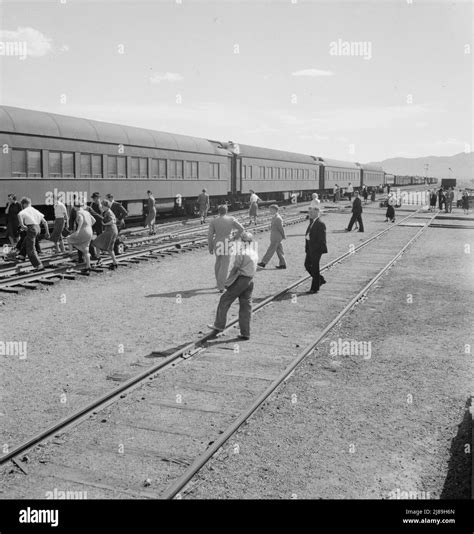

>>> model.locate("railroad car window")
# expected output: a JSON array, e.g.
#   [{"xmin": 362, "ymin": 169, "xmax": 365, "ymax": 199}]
[
  {"xmin": 27, "ymin": 150, "xmax": 42, "ymax": 177},
  {"xmin": 139, "ymin": 157, "xmax": 148, "ymax": 178},
  {"xmin": 151, "ymin": 158, "xmax": 159, "ymax": 178},
  {"xmin": 49, "ymin": 151, "xmax": 74, "ymax": 178},
  {"xmin": 63, "ymin": 152, "xmax": 74, "ymax": 177},
  {"xmin": 81, "ymin": 154, "xmax": 92, "ymax": 177},
  {"xmin": 158, "ymin": 158, "xmax": 167, "ymax": 179},
  {"xmin": 117, "ymin": 156, "xmax": 126, "ymax": 178},
  {"xmin": 170, "ymin": 159, "xmax": 183, "ymax": 179},
  {"xmin": 49, "ymin": 152, "xmax": 61, "ymax": 177},
  {"xmin": 242, "ymin": 165, "xmax": 246, "ymax": 180},
  {"xmin": 92, "ymin": 154, "xmax": 103, "ymax": 178},
  {"xmin": 210, "ymin": 162, "xmax": 219, "ymax": 179},
  {"xmin": 186, "ymin": 161, "xmax": 198, "ymax": 179},
  {"xmin": 12, "ymin": 149, "xmax": 27, "ymax": 177},
  {"xmin": 131, "ymin": 157, "xmax": 139, "ymax": 178},
  {"xmin": 108, "ymin": 155, "xmax": 118, "ymax": 178}
]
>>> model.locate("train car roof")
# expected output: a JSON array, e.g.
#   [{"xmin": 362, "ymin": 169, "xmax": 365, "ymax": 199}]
[
  {"xmin": 0, "ymin": 106, "xmax": 227, "ymax": 155},
  {"xmin": 358, "ymin": 162, "xmax": 384, "ymax": 172},
  {"xmin": 317, "ymin": 157, "xmax": 360, "ymax": 170},
  {"xmin": 235, "ymin": 143, "xmax": 317, "ymax": 164}
]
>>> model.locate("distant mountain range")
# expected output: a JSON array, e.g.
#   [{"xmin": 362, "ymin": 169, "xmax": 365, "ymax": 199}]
[{"xmin": 368, "ymin": 152, "xmax": 474, "ymax": 188}]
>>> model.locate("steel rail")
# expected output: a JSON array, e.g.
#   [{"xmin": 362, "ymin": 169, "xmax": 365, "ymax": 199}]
[
  {"xmin": 161, "ymin": 210, "xmax": 439, "ymax": 499},
  {"xmin": 0, "ymin": 209, "xmax": 424, "ymax": 465},
  {"xmin": 0, "ymin": 214, "xmax": 307, "ymax": 290}
]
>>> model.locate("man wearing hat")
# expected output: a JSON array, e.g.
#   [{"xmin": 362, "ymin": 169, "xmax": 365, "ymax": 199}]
[
  {"xmin": 88, "ymin": 192, "xmax": 104, "ymax": 236},
  {"xmin": 305, "ymin": 206, "xmax": 328, "ymax": 294},
  {"xmin": 106, "ymin": 193, "xmax": 128, "ymax": 231},
  {"xmin": 208, "ymin": 231, "xmax": 258, "ymax": 340}
]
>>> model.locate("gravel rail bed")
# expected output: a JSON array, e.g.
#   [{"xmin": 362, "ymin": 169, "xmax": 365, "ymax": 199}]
[
  {"xmin": 184, "ymin": 225, "xmax": 473, "ymax": 499},
  {"xmin": 1, "ymin": 209, "xmax": 390, "ymax": 449},
  {"xmin": 0, "ymin": 210, "xmax": 436, "ymax": 499}
]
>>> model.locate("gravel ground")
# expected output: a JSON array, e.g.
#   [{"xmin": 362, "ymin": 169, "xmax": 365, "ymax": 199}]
[
  {"xmin": 1, "ymin": 205, "xmax": 388, "ymax": 450},
  {"xmin": 185, "ymin": 225, "xmax": 473, "ymax": 499},
  {"xmin": 0, "ymin": 209, "xmax": 429, "ymax": 499}
]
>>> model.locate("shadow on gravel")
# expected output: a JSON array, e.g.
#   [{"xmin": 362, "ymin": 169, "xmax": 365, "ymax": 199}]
[
  {"xmin": 440, "ymin": 398, "xmax": 472, "ymax": 499},
  {"xmin": 145, "ymin": 287, "xmax": 217, "ymax": 298}
]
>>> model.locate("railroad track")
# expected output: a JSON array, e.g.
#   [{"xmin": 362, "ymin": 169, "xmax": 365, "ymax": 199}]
[
  {"xmin": 0, "ymin": 201, "xmax": 319, "ymax": 271},
  {"xmin": 0, "ymin": 212, "xmax": 309, "ymax": 293},
  {"xmin": 0, "ymin": 209, "xmax": 438, "ymax": 500}
]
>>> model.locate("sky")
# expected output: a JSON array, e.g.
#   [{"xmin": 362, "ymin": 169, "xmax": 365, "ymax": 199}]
[{"xmin": 0, "ymin": 0, "xmax": 472, "ymax": 162}]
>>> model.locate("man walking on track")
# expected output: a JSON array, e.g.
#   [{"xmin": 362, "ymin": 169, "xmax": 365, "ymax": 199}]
[
  {"xmin": 208, "ymin": 231, "xmax": 258, "ymax": 340},
  {"xmin": 346, "ymin": 190, "xmax": 364, "ymax": 232},
  {"xmin": 17, "ymin": 197, "xmax": 50, "ymax": 271},
  {"xmin": 208, "ymin": 204, "xmax": 245, "ymax": 292},
  {"xmin": 305, "ymin": 207, "xmax": 327, "ymax": 294},
  {"xmin": 197, "ymin": 188, "xmax": 210, "ymax": 224},
  {"xmin": 258, "ymin": 204, "xmax": 286, "ymax": 269}
]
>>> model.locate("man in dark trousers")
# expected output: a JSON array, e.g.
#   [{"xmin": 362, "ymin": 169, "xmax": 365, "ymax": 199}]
[
  {"xmin": 88, "ymin": 192, "xmax": 104, "ymax": 236},
  {"xmin": 305, "ymin": 206, "xmax": 328, "ymax": 294},
  {"xmin": 346, "ymin": 190, "xmax": 364, "ymax": 232}
]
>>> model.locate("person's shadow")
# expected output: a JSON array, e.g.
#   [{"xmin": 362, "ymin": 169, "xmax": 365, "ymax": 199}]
[{"xmin": 145, "ymin": 287, "xmax": 218, "ymax": 299}]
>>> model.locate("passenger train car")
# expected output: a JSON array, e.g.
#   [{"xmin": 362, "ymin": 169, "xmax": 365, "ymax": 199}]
[{"xmin": 0, "ymin": 105, "xmax": 438, "ymax": 228}]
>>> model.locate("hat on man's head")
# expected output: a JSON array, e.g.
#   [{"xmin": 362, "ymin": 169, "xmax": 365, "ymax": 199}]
[{"xmin": 91, "ymin": 192, "xmax": 100, "ymax": 199}]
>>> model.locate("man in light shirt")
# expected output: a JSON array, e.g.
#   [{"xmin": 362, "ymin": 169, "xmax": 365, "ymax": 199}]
[
  {"xmin": 49, "ymin": 194, "xmax": 69, "ymax": 253},
  {"xmin": 208, "ymin": 204, "xmax": 244, "ymax": 292},
  {"xmin": 346, "ymin": 182, "xmax": 354, "ymax": 201},
  {"xmin": 17, "ymin": 197, "xmax": 50, "ymax": 270},
  {"xmin": 208, "ymin": 231, "xmax": 258, "ymax": 340}
]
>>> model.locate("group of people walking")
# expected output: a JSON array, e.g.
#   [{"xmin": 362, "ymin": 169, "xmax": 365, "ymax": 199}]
[
  {"xmin": 429, "ymin": 187, "xmax": 469, "ymax": 214},
  {"xmin": 4, "ymin": 192, "xmax": 128, "ymax": 273},
  {"xmin": 207, "ymin": 198, "xmax": 328, "ymax": 340}
]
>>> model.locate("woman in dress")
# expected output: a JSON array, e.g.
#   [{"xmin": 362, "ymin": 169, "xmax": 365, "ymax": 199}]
[
  {"xmin": 385, "ymin": 193, "xmax": 396, "ymax": 222},
  {"xmin": 92, "ymin": 199, "xmax": 118, "ymax": 270},
  {"xmin": 145, "ymin": 190, "xmax": 156, "ymax": 235},
  {"xmin": 67, "ymin": 200, "xmax": 96, "ymax": 273},
  {"xmin": 248, "ymin": 190, "xmax": 260, "ymax": 226},
  {"xmin": 462, "ymin": 189, "xmax": 470, "ymax": 215}
]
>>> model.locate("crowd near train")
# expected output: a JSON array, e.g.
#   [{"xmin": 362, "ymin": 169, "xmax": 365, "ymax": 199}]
[{"xmin": 0, "ymin": 105, "xmax": 439, "ymax": 230}]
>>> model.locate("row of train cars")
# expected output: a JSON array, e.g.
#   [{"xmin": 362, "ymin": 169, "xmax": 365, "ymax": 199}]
[{"xmin": 0, "ymin": 105, "xmax": 438, "ymax": 226}]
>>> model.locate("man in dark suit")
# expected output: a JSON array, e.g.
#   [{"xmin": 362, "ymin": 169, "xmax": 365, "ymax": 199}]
[
  {"xmin": 346, "ymin": 190, "xmax": 364, "ymax": 232},
  {"xmin": 305, "ymin": 207, "xmax": 328, "ymax": 294}
]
